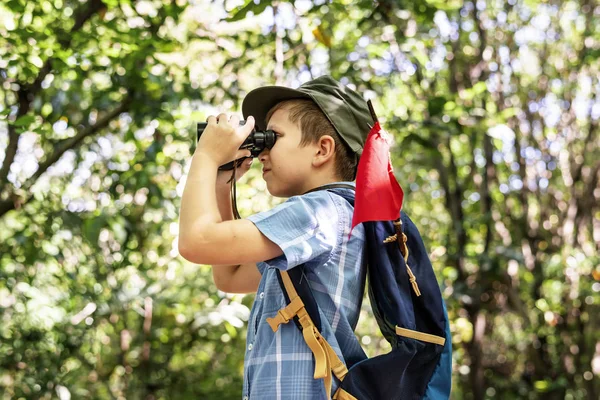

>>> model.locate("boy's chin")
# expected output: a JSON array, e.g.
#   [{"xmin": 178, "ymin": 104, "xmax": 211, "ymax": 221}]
[
  {"xmin": 265, "ymin": 182, "xmax": 298, "ymax": 198},
  {"xmin": 266, "ymin": 187, "xmax": 290, "ymax": 198}
]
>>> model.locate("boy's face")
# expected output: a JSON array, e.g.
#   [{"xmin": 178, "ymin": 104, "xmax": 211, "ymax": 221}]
[{"xmin": 259, "ymin": 106, "xmax": 318, "ymax": 197}]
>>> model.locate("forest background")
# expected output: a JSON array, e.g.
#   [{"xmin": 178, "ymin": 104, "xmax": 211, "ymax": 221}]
[{"xmin": 0, "ymin": 0, "xmax": 599, "ymax": 399}]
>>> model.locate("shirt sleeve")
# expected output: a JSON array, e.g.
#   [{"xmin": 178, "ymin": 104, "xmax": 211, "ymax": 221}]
[{"xmin": 246, "ymin": 192, "xmax": 339, "ymax": 271}]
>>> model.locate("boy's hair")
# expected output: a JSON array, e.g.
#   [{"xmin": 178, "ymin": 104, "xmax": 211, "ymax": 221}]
[{"xmin": 266, "ymin": 99, "xmax": 357, "ymax": 181}]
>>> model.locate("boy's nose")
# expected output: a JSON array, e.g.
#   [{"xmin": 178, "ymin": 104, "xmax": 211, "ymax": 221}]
[{"xmin": 258, "ymin": 148, "xmax": 269, "ymax": 162}]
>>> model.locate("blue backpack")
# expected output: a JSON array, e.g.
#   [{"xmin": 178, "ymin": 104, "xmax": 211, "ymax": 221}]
[{"xmin": 266, "ymin": 184, "xmax": 452, "ymax": 399}]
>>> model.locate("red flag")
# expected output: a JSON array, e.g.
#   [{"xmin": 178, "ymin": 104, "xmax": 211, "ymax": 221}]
[{"xmin": 351, "ymin": 121, "xmax": 404, "ymax": 234}]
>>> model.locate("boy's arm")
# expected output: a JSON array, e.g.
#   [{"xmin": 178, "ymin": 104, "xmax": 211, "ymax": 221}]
[
  {"xmin": 212, "ymin": 263, "xmax": 262, "ymax": 294},
  {"xmin": 210, "ymin": 172, "xmax": 261, "ymax": 294},
  {"xmin": 178, "ymin": 129, "xmax": 283, "ymax": 268}
]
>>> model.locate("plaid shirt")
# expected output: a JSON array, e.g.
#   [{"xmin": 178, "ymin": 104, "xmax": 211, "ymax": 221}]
[{"xmin": 243, "ymin": 182, "xmax": 367, "ymax": 399}]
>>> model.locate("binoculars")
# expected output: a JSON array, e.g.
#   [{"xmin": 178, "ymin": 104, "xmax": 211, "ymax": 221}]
[{"xmin": 196, "ymin": 120, "xmax": 278, "ymax": 170}]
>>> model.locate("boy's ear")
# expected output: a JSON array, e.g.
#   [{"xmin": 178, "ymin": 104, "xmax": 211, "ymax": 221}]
[{"xmin": 312, "ymin": 135, "xmax": 336, "ymax": 168}]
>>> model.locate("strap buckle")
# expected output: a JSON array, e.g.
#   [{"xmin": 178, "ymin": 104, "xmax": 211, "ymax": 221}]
[{"xmin": 266, "ymin": 296, "xmax": 305, "ymax": 332}]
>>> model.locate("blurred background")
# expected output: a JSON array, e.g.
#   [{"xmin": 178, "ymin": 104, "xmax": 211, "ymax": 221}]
[{"xmin": 0, "ymin": 0, "xmax": 598, "ymax": 399}]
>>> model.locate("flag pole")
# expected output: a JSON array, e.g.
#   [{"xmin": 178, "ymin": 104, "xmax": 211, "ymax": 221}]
[{"xmin": 367, "ymin": 100, "xmax": 378, "ymax": 125}]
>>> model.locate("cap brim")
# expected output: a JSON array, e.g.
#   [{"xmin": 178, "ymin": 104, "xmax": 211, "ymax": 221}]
[{"xmin": 242, "ymin": 85, "xmax": 311, "ymax": 131}]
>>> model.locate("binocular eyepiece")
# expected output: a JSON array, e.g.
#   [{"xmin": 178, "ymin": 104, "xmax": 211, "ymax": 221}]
[{"xmin": 196, "ymin": 120, "xmax": 277, "ymax": 171}]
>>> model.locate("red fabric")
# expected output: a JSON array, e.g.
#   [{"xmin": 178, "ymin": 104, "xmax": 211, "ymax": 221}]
[{"xmin": 351, "ymin": 122, "xmax": 404, "ymax": 233}]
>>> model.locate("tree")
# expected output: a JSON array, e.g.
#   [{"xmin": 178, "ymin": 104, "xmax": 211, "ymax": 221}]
[{"xmin": 1, "ymin": 0, "xmax": 598, "ymax": 399}]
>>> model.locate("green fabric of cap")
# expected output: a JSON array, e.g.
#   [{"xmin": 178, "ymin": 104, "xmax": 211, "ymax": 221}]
[{"xmin": 241, "ymin": 75, "xmax": 374, "ymax": 157}]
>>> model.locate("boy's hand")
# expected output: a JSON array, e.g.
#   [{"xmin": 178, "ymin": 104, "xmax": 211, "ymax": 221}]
[
  {"xmin": 195, "ymin": 113, "xmax": 255, "ymax": 167},
  {"xmin": 216, "ymin": 157, "xmax": 254, "ymax": 186}
]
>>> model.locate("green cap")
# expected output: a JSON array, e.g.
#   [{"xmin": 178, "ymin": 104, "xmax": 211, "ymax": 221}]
[{"xmin": 241, "ymin": 75, "xmax": 374, "ymax": 157}]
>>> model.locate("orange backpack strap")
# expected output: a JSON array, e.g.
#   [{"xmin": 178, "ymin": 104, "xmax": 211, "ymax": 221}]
[{"xmin": 266, "ymin": 270, "xmax": 348, "ymax": 398}]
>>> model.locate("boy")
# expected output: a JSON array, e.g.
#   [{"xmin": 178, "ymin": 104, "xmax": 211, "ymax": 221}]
[{"xmin": 179, "ymin": 76, "xmax": 374, "ymax": 399}]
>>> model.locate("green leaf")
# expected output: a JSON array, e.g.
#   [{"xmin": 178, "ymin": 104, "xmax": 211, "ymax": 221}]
[
  {"xmin": 500, "ymin": 107, "xmax": 519, "ymax": 120},
  {"xmin": 472, "ymin": 81, "xmax": 488, "ymax": 95},
  {"xmin": 534, "ymin": 380, "xmax": 550, "ymax": 392},
  {"xmin": 428, "ymin": 96, "xmax": 446, "ymax": 117},
  {"xmin": 226, "ymin": 0, "xmax": 271, "ymax": 22},
  {"xmin": 13, "ymin": 115, "xmax": 35, "ymax": 127},
  {"xmin": 4, "ymin": 0, "xmax": 26, "ymax": 13},
  {"xmin": 83, "ymin": 215, "xmax": 108, "ymax": 247},
  {"xmin": 401, "ymin": 132, "xmax": 438, "ymax": 151},
  {"xmin": 109, "ymin": 217, "xmax": 129, "ymax": 245},
  {"xmin": 425, "ymin": 0, "xmax": 462, "ymax": 11}
]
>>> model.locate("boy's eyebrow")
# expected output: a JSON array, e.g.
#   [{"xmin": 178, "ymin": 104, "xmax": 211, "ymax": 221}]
[{"xmin": 267, "ymin": 123, "xmax": 283, "ymax": 132}]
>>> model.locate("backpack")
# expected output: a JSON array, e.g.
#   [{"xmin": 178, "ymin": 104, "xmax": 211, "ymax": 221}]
[{"xmin": 265, "ymin": 183, "xmax": 452, "ymax": 399}]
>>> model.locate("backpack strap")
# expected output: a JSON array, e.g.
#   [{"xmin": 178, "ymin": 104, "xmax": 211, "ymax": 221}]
[
  {"xmin": 267, "ymin": 270, "xmax": 348, "ymax": 397},
  {"xmin": 266, "ymin": 183, "xmax": 356, "ymax": 398},
  {"xmin": 321, "ymin": 185, "xmax": 421, "ymax": 297}
]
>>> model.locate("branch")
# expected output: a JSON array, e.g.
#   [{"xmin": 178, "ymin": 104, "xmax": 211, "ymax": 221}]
[
  {"xmin": 447, "ymin": 9, "xmax": 464, "ymax": 94},
  {"xmin": 572, "ymin": 120, "xmax": 598, "ymax": 185},
  {"xmin": 468, "ymin": 9, "xmax": 489, "ymax": 84},
  {"xmin": 0, "ymin": 124, "xmax": 19, "ymax": 194},
  {"xmin": 482, "ymin": 134, "xmax": 494, "ymax": 253},
  {"xmin": 561, "ymin": 122, "xmax": 597, "ymax": 248},
  {"xmin": 29, "ymin": 0, "xmax": 107, "ymax": 95},
  {"xmin": 0, "ymin": 0, "xmax": 107, "ymax": 191},
  {"xmin": 272, "ymin": 2, "xmax": 284, "ymax": 85},
  {"xmin": 446, "ymin": 135, "xmax": 468, "ymax": 254},
  {"xmin": 0, "ymin": 94, "xmax": 132, "ymax": 219},
  {"xmin": 433, "ymin": 138, "xmax": 468, "ymax": 283}
]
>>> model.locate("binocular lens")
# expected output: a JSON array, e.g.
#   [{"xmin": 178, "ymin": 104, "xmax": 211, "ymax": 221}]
[{"xmin": 196, "ymin": 121, "xmax": 277, "ymax": 171}]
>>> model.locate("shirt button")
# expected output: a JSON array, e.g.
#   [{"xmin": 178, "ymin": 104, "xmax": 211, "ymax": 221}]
[
  {"xmin": 259, "ymin": 292, "xmax": 264, "ymax": 299},
  {"xmin": 248, "ymin": 343, "xmax": 253, "ymax": 351},
  {"xmin": 243, "ymin": 397, "xmax": 249, "ymax": 400}
]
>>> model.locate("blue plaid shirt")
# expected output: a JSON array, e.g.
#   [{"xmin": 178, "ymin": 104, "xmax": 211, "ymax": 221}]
[{"xmin": 243, "ymin": 182, "xmax": 367, "ymax": 399}]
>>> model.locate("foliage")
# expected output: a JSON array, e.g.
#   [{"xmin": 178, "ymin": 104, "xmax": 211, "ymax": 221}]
[{"xmin": 0, "ymin": 0, "xmax": 598, "ymax": 399}]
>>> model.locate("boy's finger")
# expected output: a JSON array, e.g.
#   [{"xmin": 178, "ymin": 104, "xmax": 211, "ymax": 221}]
[
  {"xmin": 241, "ymin": 116, "xmax": 255, "ymax": 137},
  {"xmin": 236, "ymin": 149, "xmax": 252, "ymax": 159},
  {"xmin": 230, "ymin": 115, "xmax": 240, "ymax": 128},
  {"xmin": 216, "ymin": 113, "xmax": 229, "ymax": 125},
  {"xmin": 206, "ymin": 115, "xmax": 217, "ymax": 125},
  {"xmin": 240, "ymin": 157, "xmax": 253, "ymax": 171}
]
